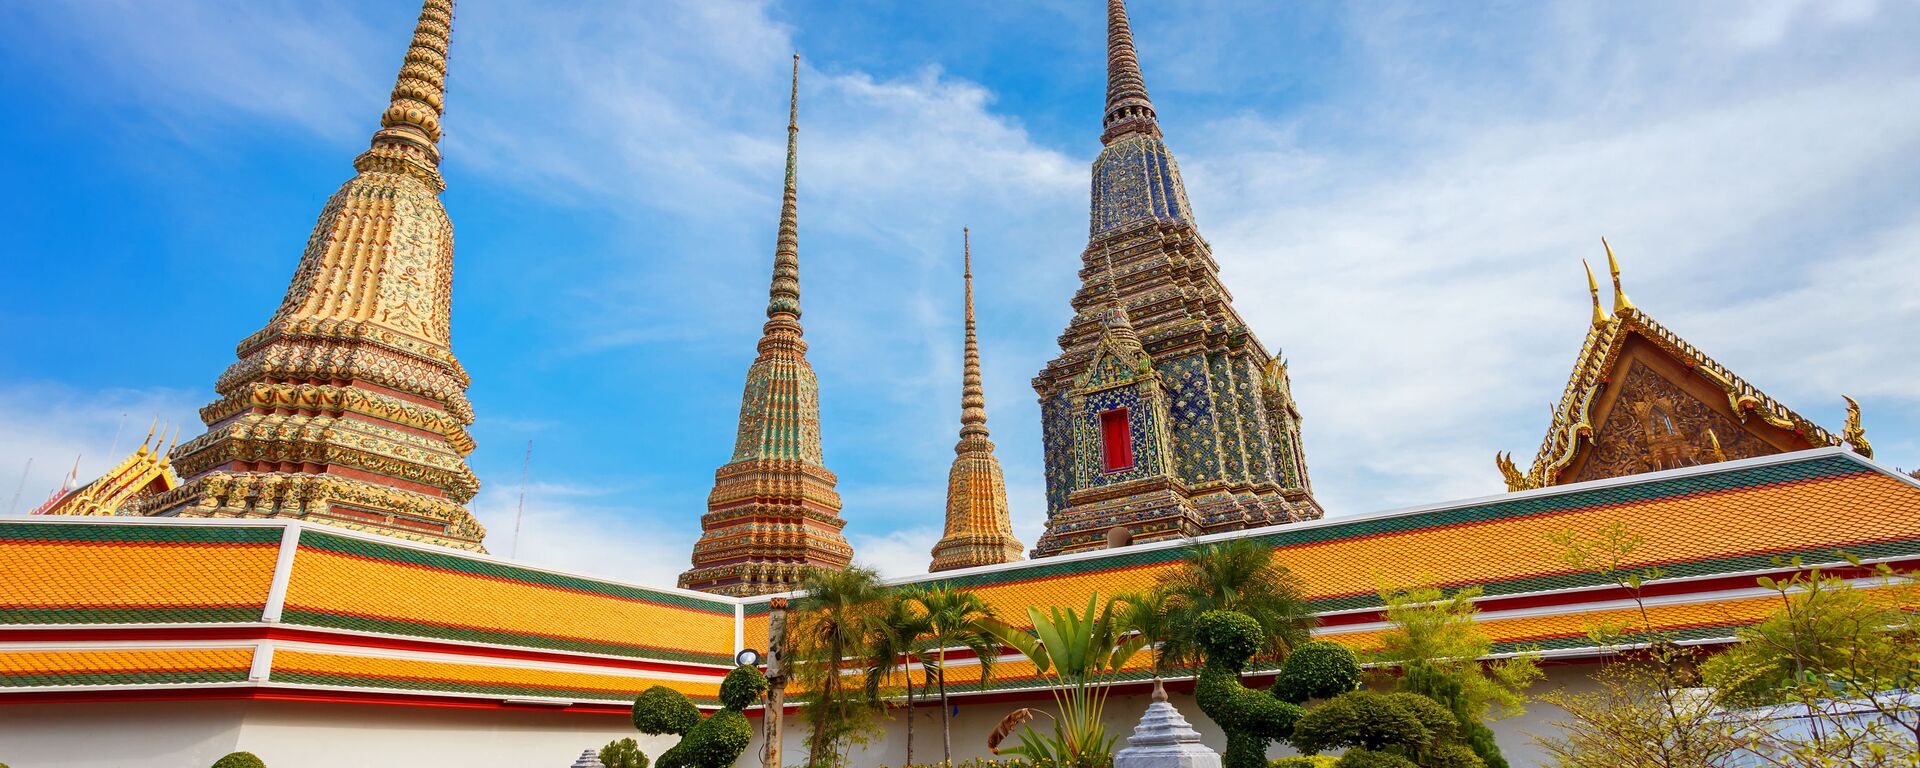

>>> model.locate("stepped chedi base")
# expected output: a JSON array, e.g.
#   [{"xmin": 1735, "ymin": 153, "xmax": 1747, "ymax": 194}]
[
  {"xmin": 1114, "ymin": 682, "xmax": 1222, "ymax": 768},
  {"xmin": 929, "ymin": 229, "xmax": 1024, "ymax": 572},
  {"xmin": 680, "ymin": 57, "xmax": 853, "ymax": 596},
  {"xmin": 146, "ymin": 0, "xmax": 486, "ymax": 552},
  {"xmin": 1031, "ymin": 0, "xmax": 1320, "ymax": 559}
]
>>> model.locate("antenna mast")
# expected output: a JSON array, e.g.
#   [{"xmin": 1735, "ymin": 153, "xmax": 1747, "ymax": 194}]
[
  {"xmin": 511, "ymin": 440, "xmax": 532, "ymax": 558},
  {"xmin": 6, "ymin": 458, "xmax": 31, "ymax": 516}
]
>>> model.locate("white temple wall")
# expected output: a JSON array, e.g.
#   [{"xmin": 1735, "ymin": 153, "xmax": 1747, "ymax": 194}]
[
  {"xmin": 0, "ymin": 700, "xmax": 657, "ymax": 768},
  {"xmin": 0, "ymin": 665, "xmax": 1601, "ymax": 768}
]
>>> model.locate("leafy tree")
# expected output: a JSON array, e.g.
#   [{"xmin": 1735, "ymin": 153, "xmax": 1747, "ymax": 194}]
[
  {"xmin": 1367, "ymin": 581, "xmax": 1537, "ymax": 768},
  {"xmin": 1291, "ymin": 692, "xmax": 1433, "ymax": 755},
  {"xmin": 1191, "ymin": 610, "xmax": 1307, "ymax": 768},
  {"xmin": 865, "ymin": 588, "xmax": 934, "ymax": 767},
  {"xmin": 909, "ymin": 587, "xmax": 1002, "ymax": 764},
  {"xmin": 1161, "ymin": 539, "xmax": 1313, "ymax": 663},
  {"xmin": 789, "ymin": 565, "xmax": 890, "ymax": 768},
  {"xmin": 982, "ymin": 593, "xmax": 1148, "ymax": 768},
  {"xmin": 1534, "ymin": 525, "xmax": 1747, "ymax": 768},
  {"xmin": 598, "ymin": 737, "xmax": 648, "ymax": 768},
  {"xmin": 1698, "ymin": 556, "xmax": 1920, "ymax": 766}
]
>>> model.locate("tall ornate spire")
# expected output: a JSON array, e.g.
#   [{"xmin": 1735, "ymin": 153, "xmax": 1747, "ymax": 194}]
[
  {"xmin": 931, "ymin": 229, "xmax": 1023, "ymax": 572},
  {"xmin": 1030, "ymin": 0, "xmax": 1320, "ymax": 559},
  {"xmin": 147, "ymin": 0, "xmax": 486, "ymax": 551},
  {"xmin": 683, "ymin": 57, "xmax": 853, "ymax": 595},
  {"xmin": 1102, "ymin": 0, "xmax": 1159, "ymax": 144}
]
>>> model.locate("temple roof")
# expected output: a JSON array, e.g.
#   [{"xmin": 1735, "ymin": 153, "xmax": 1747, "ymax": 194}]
[
  {"xmin": 31, "ymin": 424, "xmax": 180, "ymax": 517},
  {"xmin": 1499, "ymin": 242, "xmax": 1868, "ymax": 491},
  {"xmin": 7, "ymin": 449, "xmax": 1918, "ymax": 710}
]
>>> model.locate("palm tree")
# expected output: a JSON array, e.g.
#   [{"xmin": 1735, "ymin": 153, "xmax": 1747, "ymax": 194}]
[
  {"xmin": 1160, "ymin": 538, "xmax": 1312, "ymax": 662},
  {"xmin": 910, "ymin": 587, "xmax": 1002, "ymax": 763},
  {"xmin": 1114, "ymin": 586, "xmax": 1184, "ymax": 688},
  {"xmin": 789, "ymin": 565, "xmax": 888, "ymax": 768},
  {"xmin": 864, "ymin": 588, "xmax": 932, "ymax": 766}
]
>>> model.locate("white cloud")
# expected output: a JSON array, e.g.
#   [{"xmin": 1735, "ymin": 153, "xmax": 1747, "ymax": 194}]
[
  {"xmin": 467, "ymin": 477, "xmax": 697, "ymax": 588},
  {"xmin": 0, "ymin": 383, "xmax": 201, "ymax": 517},
  {"xmin": 7, "ymin": 0, "xmax": 1917, "ymax": 588}
]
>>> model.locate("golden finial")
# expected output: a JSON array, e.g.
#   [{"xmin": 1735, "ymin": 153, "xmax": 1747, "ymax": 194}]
[
  {"xmin": 1842, "ymin": 395, "xmax": 1873, "ymax": 459},
  {"xmin": 1603, "ymin": 237, "xmax": 1634, "ymax": 313},
  {"xmin": 377, "ymin": 0, "xmax": 454, "ymax": 145},
  {"xmin": 1582, "ymin": 259, "xmax": 1608, "ymax": 328},
  {"xmin": 960, "ymin": 227, "xmax": 989, "ymax": 439},
  {"xmin": 1707, "ymin": 429, "xmax": 1727, "ymax": 463},
  {"xmin": 136, "ymin": 417, "xmax": 157, "ymax": 455},
  {"xmin": 764, "ymin": 54, "xmax": 803, "ymax": 325}
]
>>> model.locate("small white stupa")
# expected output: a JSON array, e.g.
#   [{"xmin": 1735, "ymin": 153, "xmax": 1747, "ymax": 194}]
[
  {"xmin": 1113, "ymin": 680, "xmax": 1222, "ymax": 768},
  {"xmin": 570, "ymin": 748, "xmax": 605, "ymax": 768}
]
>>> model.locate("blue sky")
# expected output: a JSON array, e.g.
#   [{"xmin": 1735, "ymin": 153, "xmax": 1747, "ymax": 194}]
[{"xmin": 2, "ymin": 0, "xmax": 1916, "ymax": 584}]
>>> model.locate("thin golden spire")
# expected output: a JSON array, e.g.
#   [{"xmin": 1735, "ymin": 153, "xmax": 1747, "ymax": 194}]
[
  {"xmin": 1582, "ymin": 259, "xmax": 1609, "ymax": 328},
  {"xmin": 765, "ymin": 54, "xmax": 804, "ymax": 330},
  {"xmin": 960, "ymin": 228, "xmax": 989, "ymax": 439},
  {"xmin": 1603, "ymin": 237, "xmax": 1634, "ymax": 313}
]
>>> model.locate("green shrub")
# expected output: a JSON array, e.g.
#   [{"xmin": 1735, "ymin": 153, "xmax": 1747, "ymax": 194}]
[
  {"xmin": 632, "ymin": 685, "xmax": 701, "ymax": 735},
  {"xmin": 1271, "ymin": 756, "xmax": 1341, "ymax": 768},
  {"xmin": 717, "ymin": 662, "xmax": 769, "ymax": 709},
  {"xmin": 1383, "ymin": 693, "xmax": 1455, "ymax": 745},
  {"xmin": 211, "ymin": 753, "xmax": 266, "ymax": 768},
  {"xmin": 1193, "ymin": 610, "xmax": 1307, "ymax": 768},
  {"xmin": 1398, "ymin": 663, "xmax": 1505, "ymax": 768},
  {"xmin": 1291, "ymin": 692, "xmax": 1429, "ymax": 755},
  {"xmin": 1334, "ymin": 749, "xmax": 1418, "ymax": 768},
  {"xmin": 1275, "ymin": 642, "xmax": 1361, "ymax": 704},
  {"xmin": 599, "ymin": 737, "xmax": 649, "ymax": 768},
  {"xmin": 1420, "ymin": 743, "xmax": 1485, "ymax": 768}
]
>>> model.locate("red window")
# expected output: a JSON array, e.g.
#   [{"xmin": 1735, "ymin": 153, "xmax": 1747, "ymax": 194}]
[{"xmin": 1100, "ymin": 409, "xmax": 1133, "ymax": 471}]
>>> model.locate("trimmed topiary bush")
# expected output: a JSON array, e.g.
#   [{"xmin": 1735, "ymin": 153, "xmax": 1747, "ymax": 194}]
[
  {"xmin": 633, "ymin": 664, "xmax": 767, "ymax": 768},
  {"xmin": 1335, "ymin": 749, "xmax": 1418, "ymax": 768},
  {"xmin": 211, "ymin": 753, "xmax": 266, "ymax": 768},
  {"xmin": 1271, "ymin": 756, "xmax": 1340, "ymax": 768},
  {"xmin": 633, "ymin": 685, "xmax": 701, "ymax": 735},
  {"xmin": 1193, "ymin": 610, "xmax": 1308, "ymax": 768},
  {"xmin": 1292, "ymin": 691, "xmax": 1431, "ymax": 756},
  {"xmin": 600, "ymin": 737, "xmax": 649, "ymax": 768},
  {"xmin": 1275, "ymin": 641, "xmax": 1362, "ymax": 704}
]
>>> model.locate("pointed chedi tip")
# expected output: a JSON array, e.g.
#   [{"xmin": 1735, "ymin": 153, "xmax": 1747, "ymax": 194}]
[
  {"xmin": 961, "ymin": 227, "xmax": 989, "ymax": 437},
  {"xmin": 1603, "ymin": 236, "xmax": 1634, "ymax": 313},
  {"xmin": 1102, "ymin": 0, "xmax": 1159, "ymax": 144},
  {"xmin": 765, "ymin": 54, "xmax": 804, "ymax": 327}
]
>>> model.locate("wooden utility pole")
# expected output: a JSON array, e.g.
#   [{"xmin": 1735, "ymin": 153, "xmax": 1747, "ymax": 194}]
[{"xmin": 763, "ymin": 597, "xmax": 790, "ymax": 768}]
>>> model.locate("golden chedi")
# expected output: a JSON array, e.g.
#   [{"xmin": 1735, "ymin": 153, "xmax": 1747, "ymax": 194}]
[
  {"xmin": 147, "ymin": 0, "xmax": 486, "ymax": 551},
  {"xmin": 929, "ymin": 229, "xmax": 1024, "ymax": 572}
]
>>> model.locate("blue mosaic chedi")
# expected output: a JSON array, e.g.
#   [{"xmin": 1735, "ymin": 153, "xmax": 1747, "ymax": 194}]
[{"xmin": 1029, "ymin": 0, "xmax": 1321, "ymax": 559}]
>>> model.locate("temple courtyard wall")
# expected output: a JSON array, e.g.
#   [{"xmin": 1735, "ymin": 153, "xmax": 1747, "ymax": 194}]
[
  {"xmin": 5, "ymin": 449, "xmax": 1918, "ymax": 767},
  {"xmin": 0, "ymin": 667, "xmax": 1600, "ymax": 768}
]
